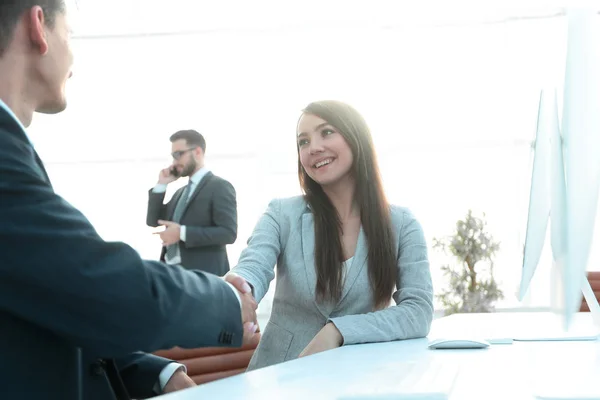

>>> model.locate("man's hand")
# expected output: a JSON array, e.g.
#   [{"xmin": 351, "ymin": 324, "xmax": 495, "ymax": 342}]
[
  {"xmin": 155, "ymin": 220, "xmax": 181, "ymax": 246},
  {"xmin": 224, "ymin": 272, "xmax": 259, "ymax": 342},
  {"xmin": 163, "ymin": 369, "xmax": 196, "ymax": 393},
  {"xmin": 298, "ymin": 323, "xmax": 343, "ymax": 358},
  {"xmin": 158, "ymin": 167, "xmax": 178, "ymax": 185}
]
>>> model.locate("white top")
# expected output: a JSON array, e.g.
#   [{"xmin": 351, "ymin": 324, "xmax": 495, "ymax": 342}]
[
  {"xmin": 343, "ymin": 256, "xmax": 354, "ymax": 283},
  {"xmin": 343, "ymin": 256, "xmax": 354, "ymax": 269}
]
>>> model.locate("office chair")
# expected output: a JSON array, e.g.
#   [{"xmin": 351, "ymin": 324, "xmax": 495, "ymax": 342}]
[{"xmin": 580, "ymin": 272, "xmax": 600, "ymax": 312}]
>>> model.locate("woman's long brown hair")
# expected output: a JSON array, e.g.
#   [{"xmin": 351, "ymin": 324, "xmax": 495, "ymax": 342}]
[{"xmin": 298, "ymin": 100, "xmax": 397, "ymax": 310}]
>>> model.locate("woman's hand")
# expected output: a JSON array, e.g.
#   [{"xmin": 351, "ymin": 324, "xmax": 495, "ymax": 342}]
[{"xmin": 298, "ymin": 323, "xmax": 343, "ymax": 358}]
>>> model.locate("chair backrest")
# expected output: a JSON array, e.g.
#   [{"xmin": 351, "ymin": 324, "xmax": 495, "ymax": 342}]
[
  {"xmin": 154, "ymin": 333, "xmax": 261, "ymax": 385},
  {"xmin": 580, "ymin": 271, "xmax": 600, "ymax": 312}
]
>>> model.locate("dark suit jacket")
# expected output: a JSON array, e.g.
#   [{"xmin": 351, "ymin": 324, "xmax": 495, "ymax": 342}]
[
  {"xmin": 147, "ymin": 172, "xmax": 237, "ymax": 276},
  {"xmin": 0, "ymin": 106, "xmax": 243, "ymax": 400}
]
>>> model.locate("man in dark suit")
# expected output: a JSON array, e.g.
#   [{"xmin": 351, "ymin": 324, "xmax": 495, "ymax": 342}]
[
  {"xmin": 0, "ymin": 2, "xmax": 257, "ymax": 399},
  {"xmin": 147, "ymin": 130, "xmax": 237, "ymax": 276}
]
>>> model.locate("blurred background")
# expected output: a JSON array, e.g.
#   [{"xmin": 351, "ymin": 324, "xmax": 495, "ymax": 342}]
[{"xmin": 30, "ymin": 1, "xmax": 600, "ymax": 325}]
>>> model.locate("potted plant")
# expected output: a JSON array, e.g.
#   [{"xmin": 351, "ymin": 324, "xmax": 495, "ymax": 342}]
[{"xmin": 434, "ymin": 210, "xmax": 503, "ymax": 315}]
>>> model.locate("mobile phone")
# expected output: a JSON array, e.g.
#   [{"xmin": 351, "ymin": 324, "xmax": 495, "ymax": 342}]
[{"xmin": 169, "ymin": 166, "xmax": 180, "ymax": 178}]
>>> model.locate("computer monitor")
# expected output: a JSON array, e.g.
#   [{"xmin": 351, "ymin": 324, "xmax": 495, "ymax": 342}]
[
  {"xmin": 561, "ymin": 7, "xmax": 600, "ymax": 327},
  {"xmin": 519, "ymin": 90, "xmax": 553, "ymax": 302},
  {"xmin": 520, "ymin": 8, "xmax": 600, "ymax": 329}
]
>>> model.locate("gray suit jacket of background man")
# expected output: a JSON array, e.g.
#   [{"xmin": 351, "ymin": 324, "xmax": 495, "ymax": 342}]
[{"xmin": 147, "ymin": 172, "xmax": 237, "ymax": 276}]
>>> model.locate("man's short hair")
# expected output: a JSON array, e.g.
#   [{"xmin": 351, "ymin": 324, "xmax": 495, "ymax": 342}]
[
  {"xmin": 170, "ymin": 129, "xmax": 207, "ymax": 152},
  {"xmin": 0, "ymin": 0, "xmax": 66, "ymax": 56}
]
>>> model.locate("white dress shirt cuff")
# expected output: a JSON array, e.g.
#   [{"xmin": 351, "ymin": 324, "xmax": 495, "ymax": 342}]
[
  {"xmin": 152, "ymin": 184, "xmax": 168, "ymax": 193},
  {"xmin": 225, "ymin": 282, "xmax": 242, "ymax": 306},
  {"xmin": 180, "ymin": 225, "xmax": 187, "ymax": 242},
  {"xmin": 156, "ymin": 362, "xmax": 187, "ymax": 393}
]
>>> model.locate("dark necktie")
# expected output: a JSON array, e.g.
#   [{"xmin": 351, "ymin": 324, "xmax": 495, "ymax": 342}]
[{"xmin": 165, "ymin": 182, "xmax": 192, "ymax": 260}]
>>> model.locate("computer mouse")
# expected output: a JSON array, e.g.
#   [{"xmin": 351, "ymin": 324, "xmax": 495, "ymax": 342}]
[{"xmin": 428, "ymin": 338, "xmax": 491, "ymax": 349}]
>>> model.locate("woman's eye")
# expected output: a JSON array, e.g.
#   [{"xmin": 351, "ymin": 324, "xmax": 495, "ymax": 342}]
[
  {"xmin": 322, "ymin": 128, "xmax": 335, "ymax": 136},
  {"xmin": 298, "ymin": 139, "xmax": 309, "ymax": 146}
]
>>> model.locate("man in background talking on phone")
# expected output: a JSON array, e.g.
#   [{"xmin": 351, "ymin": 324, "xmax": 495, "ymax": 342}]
[{"xmin": 147, "ymin": 130, "xmax": 238, "ymax": 276}]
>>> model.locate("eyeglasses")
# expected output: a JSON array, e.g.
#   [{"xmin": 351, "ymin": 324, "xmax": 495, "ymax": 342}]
[{"xmin": 171, "ymin": 147, "xmax": 197, "ymax": 160}]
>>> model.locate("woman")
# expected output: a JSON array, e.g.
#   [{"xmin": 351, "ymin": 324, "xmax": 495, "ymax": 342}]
[{"xmin": 230, "ymin": 100, "xmax": 433, "ymax": 370}]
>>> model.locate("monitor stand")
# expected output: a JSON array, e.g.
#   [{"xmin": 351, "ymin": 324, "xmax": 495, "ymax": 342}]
[{"xmin": 550, "ymin": 260, "xmax": 600, "ymax": 333}]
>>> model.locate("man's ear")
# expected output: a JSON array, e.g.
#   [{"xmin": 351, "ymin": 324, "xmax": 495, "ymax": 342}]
[{"xmin": 28, "ymin": 6, "xmax": 49, "ymax": 55}]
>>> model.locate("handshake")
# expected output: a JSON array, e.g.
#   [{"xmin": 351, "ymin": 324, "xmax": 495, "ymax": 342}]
[{"xmin": 224, "ymin": 273, "xmax": 260, "ymax": 344}]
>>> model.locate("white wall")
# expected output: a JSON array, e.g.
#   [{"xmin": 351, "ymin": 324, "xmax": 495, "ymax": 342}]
[{"xmin": 29, "ymin": 9, "xmax": 599, "ymax": 312}]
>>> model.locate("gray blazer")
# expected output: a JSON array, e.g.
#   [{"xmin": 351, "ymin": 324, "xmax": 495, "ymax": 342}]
[{"xmin": 232, "ymin": 196, "xmax": 434, "ymax": 370}]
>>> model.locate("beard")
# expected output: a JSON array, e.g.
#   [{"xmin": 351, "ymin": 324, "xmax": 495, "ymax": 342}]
[{"xmin": 181, "ymin": 158, "xmax": 197, "ymax": 177}]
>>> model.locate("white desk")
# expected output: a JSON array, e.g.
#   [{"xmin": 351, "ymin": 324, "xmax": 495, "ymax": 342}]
[
  {"xmin": 160, "ymin": 313, "xmax": 600, "ymax": 400},
  {"xmin": 428, "ymin": 312, "xmax": 600, "ymax": 343}
]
